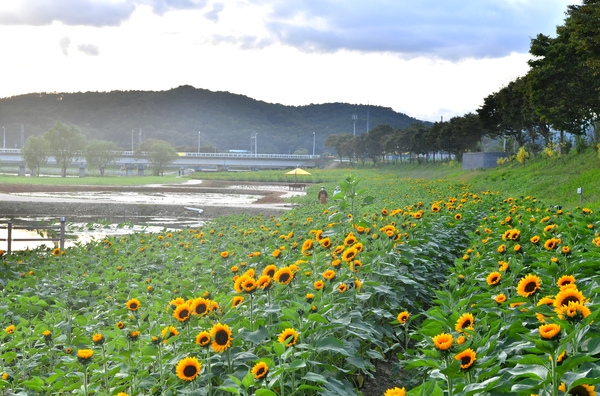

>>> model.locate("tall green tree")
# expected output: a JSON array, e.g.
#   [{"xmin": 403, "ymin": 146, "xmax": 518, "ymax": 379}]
[
  {"xmin": 139, "ymin": 138, "xmax": 178, "ymax": 176},
  {"xmin": 365, "ymin": 124, "xmax": 394, "ymax": 164},
  {"xmin": 43, "ymin": 121, "xmax": 86, "ymax": 177},
  {"xmin": 435, "ymin": 114, "xmax": 485, "ymax": 161},
  {"xmin": 85, "ymin": 139, "xmax": 119, "ymax": 176},
  {"xmin": 528, "ymin": 20, "xmax": 600, "ymax": 135},
  {"xmin": 324, "ymin": 133, "xmax": 354, "ymax": 162},
  {"xmin": 22, "ymin": 135, "xmax": 49, "ymax": 176}
]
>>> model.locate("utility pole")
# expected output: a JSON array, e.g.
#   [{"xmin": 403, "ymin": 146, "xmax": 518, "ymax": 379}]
[{"xmin": 352, "ymin": 114, "xmax": 357, "ymax": 136}]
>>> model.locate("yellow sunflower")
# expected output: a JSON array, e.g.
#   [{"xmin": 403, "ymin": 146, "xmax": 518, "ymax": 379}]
[
  {"xmin": 333, "ymin": 245, "xmax": 345, "ymax": 255},
  {"xmin": 539, "ymin": 323, "xmax": 561, "ymax": 340},
  {"xmin": 341, "ymin": 247, "xmax": 358, "ymax": 262},
  {"xmin": 77, "ymin": 349, "xmax": 94, "ymax": 364},
  {"xmin": 516, "ymin": 274, "xmax": 542, "ymax": 298},
  {"xmin": 486, "ymin": 272, "xmax": 501, "ymax": 286},
  {"xmin": 432, "ymin": 333, "xmax": 453, "ymax": 351},
  {"xmin": 566, "ymin": 385, "xmax": 596, "ymax": 396},
  {"xmin": 175, "ymin": 357, "xmax": 202, "ymax": 381},
  {"xmin": 337, "ymin": 283, "xmax": 348, "ymax": 293},
  {"xmin": 544, "ymin": 238, "xmax": 559, "ymax": 250},
  {"xmin": 314, "ymin": 280, "xmax": 325, "ymax": 291},
  {"xmin": 262, "ymin": 265, "xmax": 277, "ymax": 278},
  {"xmin": 323, "ymin": 269, "xmax": 336, "ymax": 281},
  {"xmin": 126, "ymin": 298, "xmax": 141, "ymax": 311},
  {"xmin": 344, "ymin": 233, "xmax": 357, "ymax": 246},
  {"xmin": 301, "ymin": 239, "xmax": 314, "ymax": 254},
  {"xmin": 232, "ymin": 296, "xmax": 244, "ymax": 307},
  {"xmin": 554, "ymin": 288, "xmax": 585, "ymax": 309},
  {"xmin": 274, "ymin": 267, "xmax": 294, "ymax": 285},
  {"xmin": 173, "ymin": 303, "xmax": 192, "ymax": 322},
  {"xmin": 384, "ymin": 387, "xmax": 406, "ymax": 396},
  {"xmin": 195, "ymin": 331, "xmax": 211, "ymax": 347},
  {"xmin": 494, "ymin": 294, "xmax": 507, "ymax": 304},
  {"xmin": 278, "ymin": 328, "xmax": 299, "ymax": 347},
  {"xmin": 455, "ymin": 313, "xmax": 475, "ymax": 333},
  {"xmin": 257, "ymin": 275, "xmax": 272, "ymax": 290},
  {"xmin": 241, "ymin": 277, "xmax": 257, "ymax": 293},
  {"xmin": 455, "ymin": 348, "xmax": 476, "ymax": 370},
  {"xmin": 160, "ymin": 326, "xmax": 178, "ymax": 344},
  {"xmin": 92, "ymin": 333, "xmax": 104, "ymax": 344},
  {"xmin": 397, "ymin": 311, "xmax": 410, "ymax": 324},
  {"xmin": 210, "ymin": 323, "xmax": 233, "ymax": 353},
  {"xmin": 556, "ymin": 301, "xmax": 591, "ymax": 321},
  {"xmin": 251, "ymin": 361, "xmax": 269, "ymax": 380},
  {"xmin": 557, "ymin": 275, "xmax": 576, "ymax": 289},
  {"xmin": 190, "ymin": 298, "xmax": 211, "ymax": 317},
  {"xmin": 537, "ymin": 296, "xmax": 555, "ymax": 307}
]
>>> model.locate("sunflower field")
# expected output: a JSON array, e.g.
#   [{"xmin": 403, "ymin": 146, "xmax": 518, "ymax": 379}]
[{"xmin": 0, "ymin": 173, "xmax": 599, "ymax": 396}]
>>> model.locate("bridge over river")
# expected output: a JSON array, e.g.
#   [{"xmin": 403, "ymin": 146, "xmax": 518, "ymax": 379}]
[{"xmin": 0, "ymin": 149, "xmax": 318, "ymax": 174}]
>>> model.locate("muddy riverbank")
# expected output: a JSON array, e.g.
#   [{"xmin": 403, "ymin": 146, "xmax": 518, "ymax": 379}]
[{"xmin": 0, "ymin": 180, "xmax": 305, "ymax": 223}]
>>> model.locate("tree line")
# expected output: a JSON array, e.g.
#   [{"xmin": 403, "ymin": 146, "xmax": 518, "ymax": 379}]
[
  {"xmin": 22, "ymin": 121, "xmax": 178, "ymax": 177},
  {"xmin": 324, "ymin": 114, "xmax": 485, "ymax": 164}
]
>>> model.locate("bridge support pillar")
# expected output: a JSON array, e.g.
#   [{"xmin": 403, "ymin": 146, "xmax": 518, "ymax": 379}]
[
  {"xmin": 18, "ymin": 162, "xmax": 26, "ymax": 176},
  {"xmin": 79, "ymin": 163, "xmax": 85, "ymax": 177},
  {"xmin": 126, "ymin": 164, "xmax": 135, "ymax": 177},
  {"xmin": 215, "ymin": 165, "xmax": 222, "ymax": 171},
  {"xmin": 138, "ymin": 165, "xmax": 145, "ymax": 176}
]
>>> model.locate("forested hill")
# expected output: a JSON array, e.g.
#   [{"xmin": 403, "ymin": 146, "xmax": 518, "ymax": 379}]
[{"xmin": 0, "ymin": 85, "xmax": 424, "ymax": 155}]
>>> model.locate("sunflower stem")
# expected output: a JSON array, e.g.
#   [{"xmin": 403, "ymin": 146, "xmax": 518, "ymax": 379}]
[
  {"xmin": 102, "ymin": 344, "xmax": 108, "ymax": 391},
  {"xmin": 445, "ymin": 355, "xmax": 454, "ymax": 396},
  {"xmin": 250, "ymin": 294, "xmax": 254, "ymax": 331},
  {"xmin": 83, "ymin": 365, "xmax": 89, "ymax": 396},
  {"xmin": 227, "ymin": 347, "xmax": 232, "ymax": 373},
  {"xmin": 158, "ymin": 342, "xmax": 164, "ymax": 391},
  {"xmin": 206, "ymin": 347, "xmax": 212, "ymax": 396},
  {"xmin": 550, "ymin": 349, "xmax": 558, "ymax": 396}
]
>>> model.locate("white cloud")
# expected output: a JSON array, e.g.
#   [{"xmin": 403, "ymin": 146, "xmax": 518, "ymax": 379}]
[
  {"xmin": 0, "ymin": 1, "xmax": 581, "ymax": 121},
  {"xmin": 59, "ymin": 36, "xmax": 71, "ymax": 56}
]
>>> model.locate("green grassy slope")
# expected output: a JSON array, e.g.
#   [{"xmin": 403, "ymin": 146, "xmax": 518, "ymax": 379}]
[{"xmin": 374, "ymin": 149, "xmax": 599, "ymax": 210}]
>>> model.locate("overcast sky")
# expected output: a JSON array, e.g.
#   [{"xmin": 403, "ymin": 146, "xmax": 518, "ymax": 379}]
[{"xmin": 0, "ymin": 0, "xmax": 578, "ymax": 122}]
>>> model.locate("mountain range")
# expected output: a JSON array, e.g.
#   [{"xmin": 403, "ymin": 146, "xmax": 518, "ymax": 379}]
[{"xmin": 0, "ymin": 85, "xmax": 425, "ymax": 154}]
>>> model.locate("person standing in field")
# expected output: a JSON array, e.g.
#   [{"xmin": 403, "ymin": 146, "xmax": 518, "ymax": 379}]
[{"xmin": 318, "ymin": 186, "xmax": 328, "ymax": 205}]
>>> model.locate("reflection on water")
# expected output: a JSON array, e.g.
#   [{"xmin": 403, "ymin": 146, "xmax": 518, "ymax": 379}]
[{"xmin": 0, "ymin": 215, "xmax": 204, "ymax": 251}]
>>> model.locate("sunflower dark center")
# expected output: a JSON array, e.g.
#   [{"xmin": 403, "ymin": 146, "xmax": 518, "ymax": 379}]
[
  {"xmin": 200, "ymin": 336, "xmax": 209, "ymax": 344},
  {"xmin": 279, "ymin": 273, "xmax": 290, "ymax": 283},
  {"xmin": 568, "ymin": 385, "xmax": 590, "ymax": 396},
  {"xmin": 195, "ymin": 305, "xmax": 207, "ymax": 314},
  {"xmin": 215, "ymin": 330, "xmax": 229, "ymax": 345},
  {"xmin": 179, "ymin": 309, "xmax": 189, "ymax": 318},
  {"xmin": 562, "ymin": 296, "xmax": 580, "ymax": 306},
  {"xmin": 130, "ymin": 303, "xmax": 138, "ymax": 309},
  {"xmin": 267, "ymin": 270, "xmax": 275, "ymax": 277},
  {"xmin": 491, "ymin": 276, "xmax": 499, "ymax": 283},
  {"xmin": 256, "ymin": 367, "xmax": 265, "ymax": 376},
  {"xmin": 462, "ymin": 320, "xmax": 471, "ymax": 328},
  {"xmin": 460, "ymin": 356, "xmax": 472, "ymax": 365},
  {"xmin": 183, "ymin": 365, "xmax": 198, "ymax": 377},
  {"xmin": 524, "ymin": 282, "xmax": 538, "ymax": 292}
]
